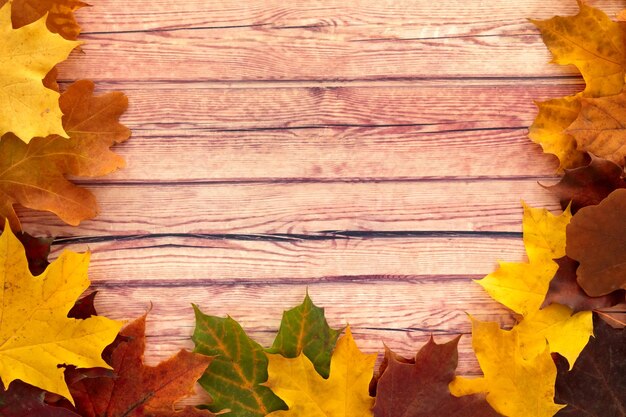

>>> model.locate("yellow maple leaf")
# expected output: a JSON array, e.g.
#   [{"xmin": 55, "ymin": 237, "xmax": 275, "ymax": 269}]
[
  {"xmin": 476, "ymin": 204, "xmax": 592, "ymax": 367},
  {"xmin": 477, "ymin": 203, "xmax": 571, "ymax": 316},
  {"xmin": 0, "ymin": 2, "xmax": 79, "ymax": 142},
  {"xmin": 449, "ymin": 317, "xmax": 565, "ymax": 417},
  {"xmin": 0, "ymin": 223, "xmax": 122, "ymax": 403},
  {"xmin": 531, "ymin": 1, "xmax": 626, "ymax": 98},
  {"xmin": 265, "ymin": 326, "xmax": 375, "ymax": 417},
  {"xmin": 515, "ymin": 304, "xmax": 592, "ymax": 369},
  {"xmin": 528, "ymin": 95, "xmax": 587, "ymax": 171}
]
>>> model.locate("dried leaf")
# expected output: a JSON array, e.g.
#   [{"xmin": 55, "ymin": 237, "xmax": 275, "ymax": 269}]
[
  {"xmin": 566, "ymin": 92, "xmax": 626, "ymax": 166},
  {"xmin": 0, "ymin": 381, "xmax": 81, "ymax": 417},
  {"xmin": 0, "ymin": 0, "xmax": 86, "ymax": 39},
  {"xmin": 268, "ymin": 293, "xmax": 341, "ymax": 379},
  {"xmin": 545, "ymin": 156, "xmax": 626, "ymax": 213},
  {"xmin": 554, "ymin": 316, "xmax": 626, "ymax": 416},
  {"xmin": 70, "ymin": 315, "xmax": 214, "ymax": 417},
  {"xmin": 0, "ymin": 2, "xmax": 79, "ymax": 142},
  {"xmin": 543, "ymin": 256, "xmax": 625, "ymax": 312},
  {"xmin": 566, "ymin": 189, "xmax": 626, "ymax": 296},
  {"xmin": 531, "ymin": 2, "xmax": 626, "ymax": 97},
  {"xmin": 265, "ymin": 327, "xmax": 375, "ymax": 417},
  {"xmin": 0, "ymin": 80, "xmax": 130, "ymax": 230},
  {"xmin": 0, "ymin": 223, "xmax": 122, "ymax": 402},
  {"xmin": 14, "ymin": 231, "xmax": 53, "ymax": 275},
  {"xmin": 192, "ymin": 305, "xmax": 287, "ymax": 417},
  {"xmin": 449, "ymin": 318, "xmax": 564, "ymax": 417},
  {"xmin": 528, "ymin": 95, "xmax": 587, "ymax": 171},
  {"xmin": 373, "ymin": 336, "xmax": 501, "ymax": 417}
]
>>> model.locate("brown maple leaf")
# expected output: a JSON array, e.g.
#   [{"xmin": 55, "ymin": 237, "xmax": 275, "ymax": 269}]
[
  {"xmin": 0, "ymin": 80, "xmax": 130, "ymax": 230},
  {"xmin": 554, "ymin": 315, "xmax": 626, "ymax": 416},
  {"xmin": 543, "ymin": 256, "xmax": 625, "ymax": 313},
  {"xmin": 544, "ymin": 156, "xmax": 626, "ymax": 213},
  {"xmin": 373, "ymin": 336, "xmax": 502, "ymax": 417},
  {"xmin": 0, "ymin": 0, "xmax": 86, "ymax": 40},
  {"xmin": 566, "ymin": 189, "xmax": 626, "ymax": 297},
  {"xmin": 68, "ymin": 315, "xmax": 215, "ymax": 417}
]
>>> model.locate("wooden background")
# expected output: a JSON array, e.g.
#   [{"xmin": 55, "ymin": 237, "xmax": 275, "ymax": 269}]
[{"xmin": 18, "ymin": 0, "xmax": 624, "ymax": 404}]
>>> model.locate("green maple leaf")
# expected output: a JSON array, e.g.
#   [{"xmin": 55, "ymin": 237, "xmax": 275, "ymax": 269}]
[{"xmin": 192, "ymin": 294, "xmax": 341, "ymax": 416}]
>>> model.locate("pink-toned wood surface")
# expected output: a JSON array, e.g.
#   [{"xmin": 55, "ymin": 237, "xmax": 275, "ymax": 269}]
[{"xmin": 21, "ymin": 0, "xmax": 625, "ymax": 406}]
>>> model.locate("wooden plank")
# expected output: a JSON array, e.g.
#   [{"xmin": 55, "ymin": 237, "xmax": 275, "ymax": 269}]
[
  {"xmin": 58, "ymin": 30, "xmax": 576, "ymax": 81},
  {"xmin": 65, "ymin": 1, "xmax": 622, "ymax": 82},
  {"xmin": 90, "ymin": 128, "xmax": 560, "ymax": 181},
  {"xmin": 51, "ymin": 236, "xmax": 525, "ymax": 281},
  {"xmin": 92, "ymin": 281, "xmax": 514, "ymax": 374},
  {"xmin": 79, "ymin": 0, "xmax": 614, "ymax": 35},
  {"xmin": 19, "ymin": 180, "xmax": 559, "ymax": 237},
  {"xmin": 89, "ymin": 82, "xmax": 580, "ymax": 131}
]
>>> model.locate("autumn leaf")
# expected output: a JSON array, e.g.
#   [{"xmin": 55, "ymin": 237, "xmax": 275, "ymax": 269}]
[
  {"xmin": 372, "ymin": 336, "xmax": 501, "ymax": 417},
  {"xmin": 0, "ymin": 223, "xmax": 122, "ymax": 402},
  {"xmin": 477, "ymin": 203, "xmax": 571, "ymax": 316},
  {"xmin": 68, "ymin": 315, "xmax": 214, "ymax": 417},
  {"xmin": 567, "ymin": 189, "xmax": 626, "ymax": 296},
  {"xmin": 0, "ymin": 2, "xmax": 79, "ymax": 142},
  {"xmin": 515, "ymin": 304, "xmax": 592, "ymax": 368},
  {"xmin": 566, "ymin": 91, "xmax": 626, "ymax": 166},
  {"xmin": 543, "ymin": 256, "xmax": 625, "ymax": 313},
  {"xmin": 192, "ymin": 305, "xmax": 287, "ymax": 417},
  {"xmin": 528, "ymin": 95, "xmax": 587, "ymax": 171},
  {"xmin": 449, "ymin": 318, "xmax": 564, "ymax": 417},
  {"xmin": 0, "ymin": 381, "xmax": 81, "ymax": 417},
  {"xmin": 13, "ymin": 230, "xmax": 53, "ymax": 275},
  {"xmin": 265, "ymin": 326, "xmax": 375, "ymax": 417},
  {"xmin": 0, "ymin": 0, "xmax": 86, "ymax": 40},
  {"xmin": 192, "ymin": 294, "xmax": 341, "ymax": 416},
  {"xmin": 531, "ymin": 1, "xmax": 626, "ymax": 98},
  {"xmin": 545, "ymin": 156, "xmax": 626, "ymax": 213},
  {"xmin": 268, "ymin": 293, "xmax": 341, "ymax": 379},
  {"xmin": 0, "ymin": 79, "xmax": 130, "ymax": 230},
  {"xmin": 553, "ymin": 315, "xmax": 625, "ymax": 416}
]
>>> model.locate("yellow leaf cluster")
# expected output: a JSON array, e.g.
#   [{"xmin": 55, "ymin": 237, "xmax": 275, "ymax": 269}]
[
  {"xmin": 529, "ymin": 1, "xmax": 626, "ymax": 170},
  {"xmin": 449, "ymin": 318, "xmax": 564, "ymax": 417},
  {"xmin": 0, "ymin": 223, "xmax": 123, "ymax": 403},
  {"xmin": 452, "ymin": 205, "xmax": 593, "ymax": 417},
  {"xmin": 265, "ymin": 327, "xmax": 375, "ymax": 417},
  {"xmin": 0, "ymin": 2, "xmax": 79, "ymax": 142}
]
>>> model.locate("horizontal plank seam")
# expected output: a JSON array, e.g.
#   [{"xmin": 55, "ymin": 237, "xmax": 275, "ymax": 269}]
[
  {"xmin": 52, "ymin": 231, "xmax": 522, "ymax": 245},
  {"xmin": 89, "ymin": 274, "xmax": 486, "ymax": 288},
  {"xmin": 59, "ymin": 77, "xmax": 585, "ymax": 88},
  {"xmin": 125, "ymin": 125, "xmax": 528, "ymax": 134},
  {"xmin": 80, "ymin": 25, "xmax": 535, "ymax": 42},
  {"xmin": 350, "ymin": 32, "xmax": 532, "ymax": 42},
  {"xmin": 72, "ymin": 176, "xmax": 558, "ymax": 186},
  {"xmin": 207, "ymin": 125, "xmax": 525, "ymax": 134},
  {"xmin": 81, "ymin": 23, "xmax": 271, "ymax": 35},
  {"xmin": 56, "ymin": 75, "xmax": 584, "ymax": 85}
]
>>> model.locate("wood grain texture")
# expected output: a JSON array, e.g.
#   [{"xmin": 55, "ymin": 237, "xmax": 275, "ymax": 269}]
[
  {"xmin": 58, "ymin": 31, "xmax": 573, "ymax": 82},
  {"xmin": 20, "ymin": 179, "xmax": 558, "ymax": 237},
  {"xmin": 58, "ymin": 0, "xmax": 622, "ymax": 81},
  {"xmin": 64, "ymin": 80, "xmax": 580, "ymax": 181},
  {"xmin": 86, "ymin": 81, "xmax": 580, "ymax": 131},
  {"xmin": 52, "ymin": 236, "xmax": 525, "ymax": 281},
  {"xmin": 28, "ymin": 0, "xmax": 619, "ymax": 399}
]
